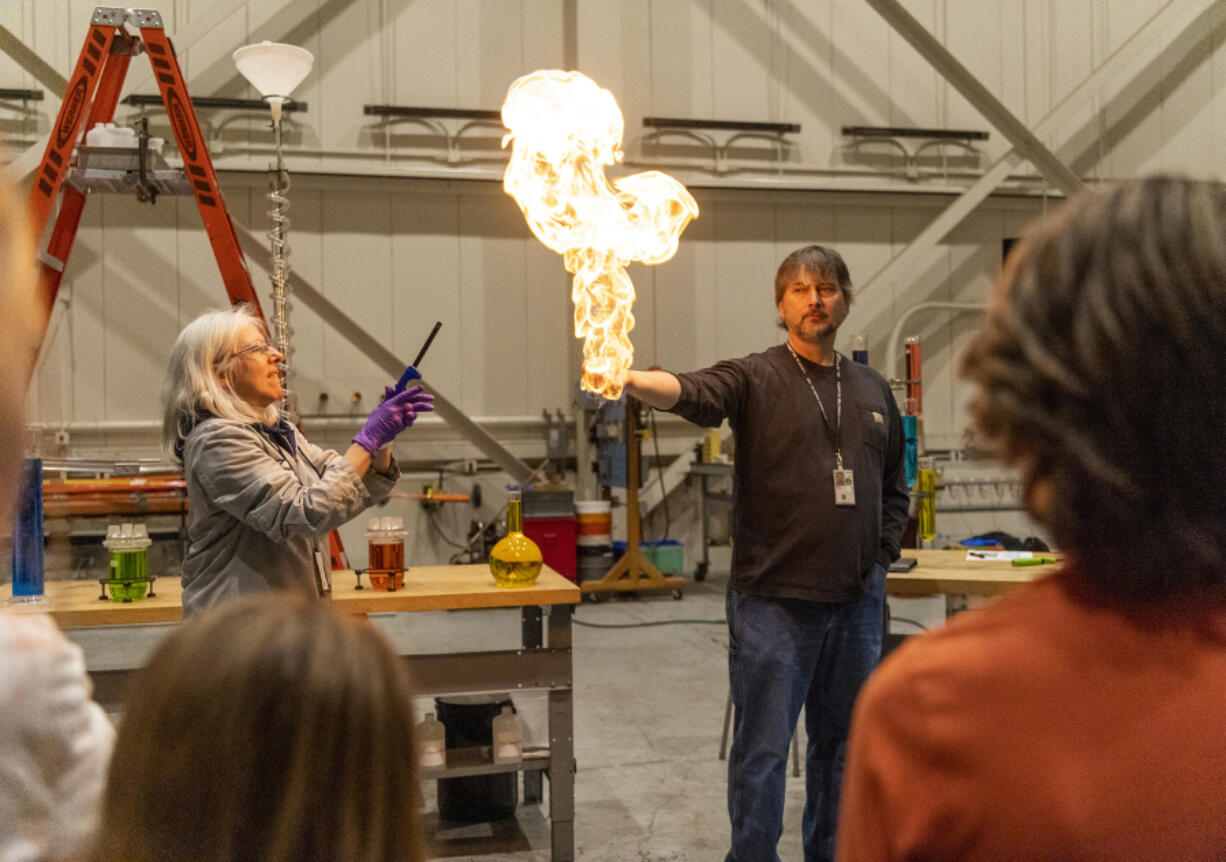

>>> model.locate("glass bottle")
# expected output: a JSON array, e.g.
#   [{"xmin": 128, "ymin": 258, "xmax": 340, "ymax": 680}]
[
  {"xmin": 917, "ymin": 457, "xmax": 936, "ymax": 543},
  {"xmin": 103, "ymin": 523, "xmax": 153, "ymax": 602},
  {"xmin": 365, "ymin": 516, "xmax": 407, "ymax": 590},
  {"xmin": 489, "ymin": 489, "xmax": 543, "ymax": 588},
  {"xmin": 10, "ymin": 459, "xmax": 45, "ymax": 603},
  {"xmin": 904, "ymin": 335, "xmax": 923, "ymax": 416},
  {"xmin": 851, "ymin": 334, "xmax": 868, "ymax": 365}
]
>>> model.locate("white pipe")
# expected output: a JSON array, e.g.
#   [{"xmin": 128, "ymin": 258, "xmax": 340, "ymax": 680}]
[{"xmin": 884, "ymin": 301, "xmax": 988, "ymax": 381}]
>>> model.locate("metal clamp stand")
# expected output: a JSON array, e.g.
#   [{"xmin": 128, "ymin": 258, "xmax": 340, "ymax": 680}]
[{"xmin": 580, "ymin": 396, "xmax": 686, "ymax": 599}]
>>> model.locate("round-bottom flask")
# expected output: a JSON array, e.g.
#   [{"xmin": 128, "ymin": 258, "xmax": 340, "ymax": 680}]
[{"xmin": 489, "ymin": 490, "xmax": 543, "ymax": 588}]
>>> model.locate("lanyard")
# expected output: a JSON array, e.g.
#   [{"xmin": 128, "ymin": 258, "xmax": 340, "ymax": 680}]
[{"xmin": 786, "ymin": 343, "xmax": 844, "ymax": 469}]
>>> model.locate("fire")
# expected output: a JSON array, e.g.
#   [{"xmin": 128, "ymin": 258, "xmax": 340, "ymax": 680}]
[{"xmin": 501, "ymin": 70, "xmax": 698, "ymax": 400}]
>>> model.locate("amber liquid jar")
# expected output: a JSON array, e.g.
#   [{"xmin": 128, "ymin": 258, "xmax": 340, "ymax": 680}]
[{"xmin": 369, "ymin": 541, "xmax": 405, "ymax": 572}]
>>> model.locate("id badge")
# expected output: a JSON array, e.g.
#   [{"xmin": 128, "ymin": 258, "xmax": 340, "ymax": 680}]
[
  {"xmin": 833, "ymin": 468, "xmax": 856, "ymax": 506},
  {"xmin": 314, "ymin": 549, "xmax": 333, "ymax": 597}
]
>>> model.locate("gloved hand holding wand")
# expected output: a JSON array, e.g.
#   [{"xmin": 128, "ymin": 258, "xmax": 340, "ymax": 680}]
[
  {"xmin": 343, "ymin": 321, "xmax": 442, "ymax": 475},
  {"xmin": 352, "ymin": 386, "xmax": 434, "ymax": 453}
]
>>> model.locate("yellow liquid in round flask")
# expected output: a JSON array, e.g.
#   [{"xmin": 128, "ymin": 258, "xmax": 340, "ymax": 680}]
[{"xmin": 489, "ymin": 490, "xmax": 543, "ymax": 588}]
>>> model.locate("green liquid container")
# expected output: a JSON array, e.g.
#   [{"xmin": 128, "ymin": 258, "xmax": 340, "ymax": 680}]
[
  {"xmin": 104, "ymin": 523, "xmax": 152, "ymax": 602},
  {"xmin": 489, "ymin": 490, "xmax": 543, "ymax": 588}
]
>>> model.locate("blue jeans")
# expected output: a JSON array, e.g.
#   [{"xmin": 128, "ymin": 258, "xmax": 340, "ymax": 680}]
[{"xmin": 724, "ymin": 564, "xmax": 886, "ymax": 862}]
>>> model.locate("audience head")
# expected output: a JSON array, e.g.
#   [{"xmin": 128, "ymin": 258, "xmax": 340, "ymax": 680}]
[
  {"xmin": 93, "ymin": 596, "xmax": 422, "ymax": 862},
  {"xmin": 0, "ymin": 174, "xmax": 39, "ymax": 525},
  {"xmin": 961, "ymin": 175, "xmax": 1226, "ymax": 598}
]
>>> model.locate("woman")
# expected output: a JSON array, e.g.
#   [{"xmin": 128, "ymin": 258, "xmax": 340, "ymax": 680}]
[
  {"xmin": 162, "ymin": 306, "xmax": 432, "ymax": 614},
  {"xmin": 92, "ymin": 595, "xmax": 424, "ymax": 862}
]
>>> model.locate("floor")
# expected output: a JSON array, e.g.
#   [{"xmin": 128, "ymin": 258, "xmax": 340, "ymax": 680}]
[{"xmin": 66, "ymin": 565, "xmax": 940, "ymax": 862}]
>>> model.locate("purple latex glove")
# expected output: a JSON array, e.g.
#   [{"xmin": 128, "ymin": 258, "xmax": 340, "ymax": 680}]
[{"xmin": 353, "ymin": 385, "xmax": 434, "ymax": 454}]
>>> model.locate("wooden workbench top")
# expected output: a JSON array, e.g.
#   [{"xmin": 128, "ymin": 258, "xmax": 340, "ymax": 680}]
[
  {"xmin": 2, "ymin": 564, "xmax": 580, "ymax": 628},
  {"xmin": 3, "ymin": 550, "xmax": 1049, "ymax": 628},
  {"xmin": 886, "ymin": 548, "xmax": 1056, "ymax": 597}
]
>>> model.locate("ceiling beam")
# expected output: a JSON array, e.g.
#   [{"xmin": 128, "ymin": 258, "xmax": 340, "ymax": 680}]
[
  {"xmin": 0, "ymin": 25, "xmax": 67, "ymax": 97},
  {"xmin": 233, "ymin": 225, "xmax": 536, "ymax": 484},
  {"xmin": 123, "ymin": 0, "xmax": 256, "ymax": 94},
  {"xmin": 864, "ymin": 0, "xmax": 1083, "ymax": 197},
  {"xmin": 856, "ymin": 0, "xmax": 1223, "ymax": 326}
]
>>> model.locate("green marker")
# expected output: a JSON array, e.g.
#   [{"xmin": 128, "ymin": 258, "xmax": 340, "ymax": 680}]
[{"xmin": 1011, "ymin": 556, "xmax": 1057, "ymax": 567}]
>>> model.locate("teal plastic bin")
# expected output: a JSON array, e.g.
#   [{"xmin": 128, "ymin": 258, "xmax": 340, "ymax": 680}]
[{"xmin": 611, "ymin": 540, "xmax": 684, "ymax": 573}]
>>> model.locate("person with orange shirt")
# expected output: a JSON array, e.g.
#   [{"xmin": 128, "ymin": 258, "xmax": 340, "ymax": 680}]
[{"xmin": 838, "ymin": 176, "xmax": 1226, "ymax": 861}]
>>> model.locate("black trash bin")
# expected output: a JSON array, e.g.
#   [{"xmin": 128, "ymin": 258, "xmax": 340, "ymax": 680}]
[{"xmin": 435, "ymin": 694, "xmax": 518, "ymax": 823}]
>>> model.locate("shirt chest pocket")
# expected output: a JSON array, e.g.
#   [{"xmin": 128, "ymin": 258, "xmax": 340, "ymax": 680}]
[{"xmin": 857, "ymin": 402, "xmax": 889, "ymax": 452}]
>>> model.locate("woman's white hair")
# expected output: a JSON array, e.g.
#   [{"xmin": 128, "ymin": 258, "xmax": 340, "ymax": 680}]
[{"xmin": 161, "ymin": 305, "xmax": 280, "ymax": 461}]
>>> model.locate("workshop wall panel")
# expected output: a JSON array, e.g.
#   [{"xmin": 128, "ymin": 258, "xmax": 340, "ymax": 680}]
[
  {"xmin": 390, "ymin": 188, "xmax": 465, "ymax": 410},
  {"xmin": 9, "ymin": 0, "xmax": 1226, "ymax": 462},
  {"xmin": 457, "ymin": 193, "xmax": 532, "ymax": 416}
]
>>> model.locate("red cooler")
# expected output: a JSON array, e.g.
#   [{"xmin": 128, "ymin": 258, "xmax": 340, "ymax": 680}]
[{"xmin": 522, "ymin": 490, "xmax": 577, "ymax": 581}]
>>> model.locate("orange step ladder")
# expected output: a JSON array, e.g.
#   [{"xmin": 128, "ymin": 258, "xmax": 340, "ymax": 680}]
[{"xmin": 27, "ymin": 7, "xmax": 350, "ymax": 571}]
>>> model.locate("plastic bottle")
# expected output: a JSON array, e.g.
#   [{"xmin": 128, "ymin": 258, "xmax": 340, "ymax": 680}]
[
  {"xmin": 492, "ymin": 705, "xmax": 522, "ymax": 764},
  {"xmin": 416, "ymin": 712, "xmax": 446, "ymax": 769}
]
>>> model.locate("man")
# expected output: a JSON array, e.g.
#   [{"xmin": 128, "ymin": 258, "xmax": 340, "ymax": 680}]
[
  {"xmin": 623, "ymin": 245, "xmax": 909, "ymax": 862},
  {"xmin": 837, "ymin": 176, "xmax": 1226, "ymax": 860}
]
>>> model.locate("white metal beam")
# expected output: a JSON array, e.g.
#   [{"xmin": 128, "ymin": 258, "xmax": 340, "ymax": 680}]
[
  {"xmin": 865, "ymin": 0, "xmax": 1083, "ymax": 197},
  {"xmin": 0, "ymin": 24, "xmax": 68, "ymax": 181},
  {"xmin": 0, "ymin": 25, "xmax": 67, "ymax": 96},
  {"xmin": 857, "ymin": 0, "xmax": 1223, "ymax": 316},
  {"xmin": 154, "ymin": 0, "xmax": 340, "ymax": 100},
  {"xmin": 233, "ymin": 224, "xmax": 536, "ymax": 484}
]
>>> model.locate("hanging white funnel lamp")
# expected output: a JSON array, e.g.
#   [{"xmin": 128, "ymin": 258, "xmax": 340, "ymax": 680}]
[
  {"xmin": 233, "ymin": 41, "xmax": 313, "ymax": 127},
  {"xmin": 233, "ymin": 41, "xmax": 313, "ymax": 421}
]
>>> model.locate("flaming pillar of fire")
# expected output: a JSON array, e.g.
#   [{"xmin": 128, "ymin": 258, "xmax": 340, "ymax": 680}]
[{"xmin": 501, "ymin": 70, "xmax": 698, "ymax": 400}]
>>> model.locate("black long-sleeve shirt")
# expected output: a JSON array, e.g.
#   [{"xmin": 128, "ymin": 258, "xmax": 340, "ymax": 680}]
[{"xmin": 671, "ymin": 344, "xmax": 909, "ymax": 602}]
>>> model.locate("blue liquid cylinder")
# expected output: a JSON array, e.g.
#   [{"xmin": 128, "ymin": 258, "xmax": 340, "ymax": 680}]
[
  {"xmin": 851, "ymin": 334, "xmax": 868, "ymax": 365},
  {"xmin": 12, "ymin": 458, "xmax": 44, "ymax": 597},
  {"xmin": 902, "ymin": 415, "xmax": 918, "ymax": 489}
]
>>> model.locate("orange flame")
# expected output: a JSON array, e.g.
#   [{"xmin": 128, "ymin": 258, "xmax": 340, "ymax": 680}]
[{"xmin": 501, "ymin": 70, "xmax": 698, "ymax": 400}]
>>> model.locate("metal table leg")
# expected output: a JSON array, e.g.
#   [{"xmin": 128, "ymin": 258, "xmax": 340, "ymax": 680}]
[
  {"xmin": 522, "ymin": 605, "xmax": 544, "ymax": 805},
  {"xmin": 547, "ymin": 604, "xmax": 575, "ymax": 861}
]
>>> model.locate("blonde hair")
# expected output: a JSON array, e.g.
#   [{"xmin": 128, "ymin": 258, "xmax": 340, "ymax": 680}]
[
  {"xmin": 161, "ymin": 305, "xmax": 279, "ymax": 461},
  {"xmin": 0, "ymin": 174, "xmax": 39, "ymax": 525},
  {"xmin": 92, "ymin": 596, "xmax": 423, "ymax": 862}
]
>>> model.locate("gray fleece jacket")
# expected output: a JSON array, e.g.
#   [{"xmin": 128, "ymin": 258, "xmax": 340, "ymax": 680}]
[{"xmin": 179, "ymin": 418, "xmax": 399, "ymax": 616}]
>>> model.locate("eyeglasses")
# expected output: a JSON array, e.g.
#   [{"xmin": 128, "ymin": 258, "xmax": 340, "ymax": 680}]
[{"xmin": 232, "ymin": 341, "xmax": 276, "ymax": 358}]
